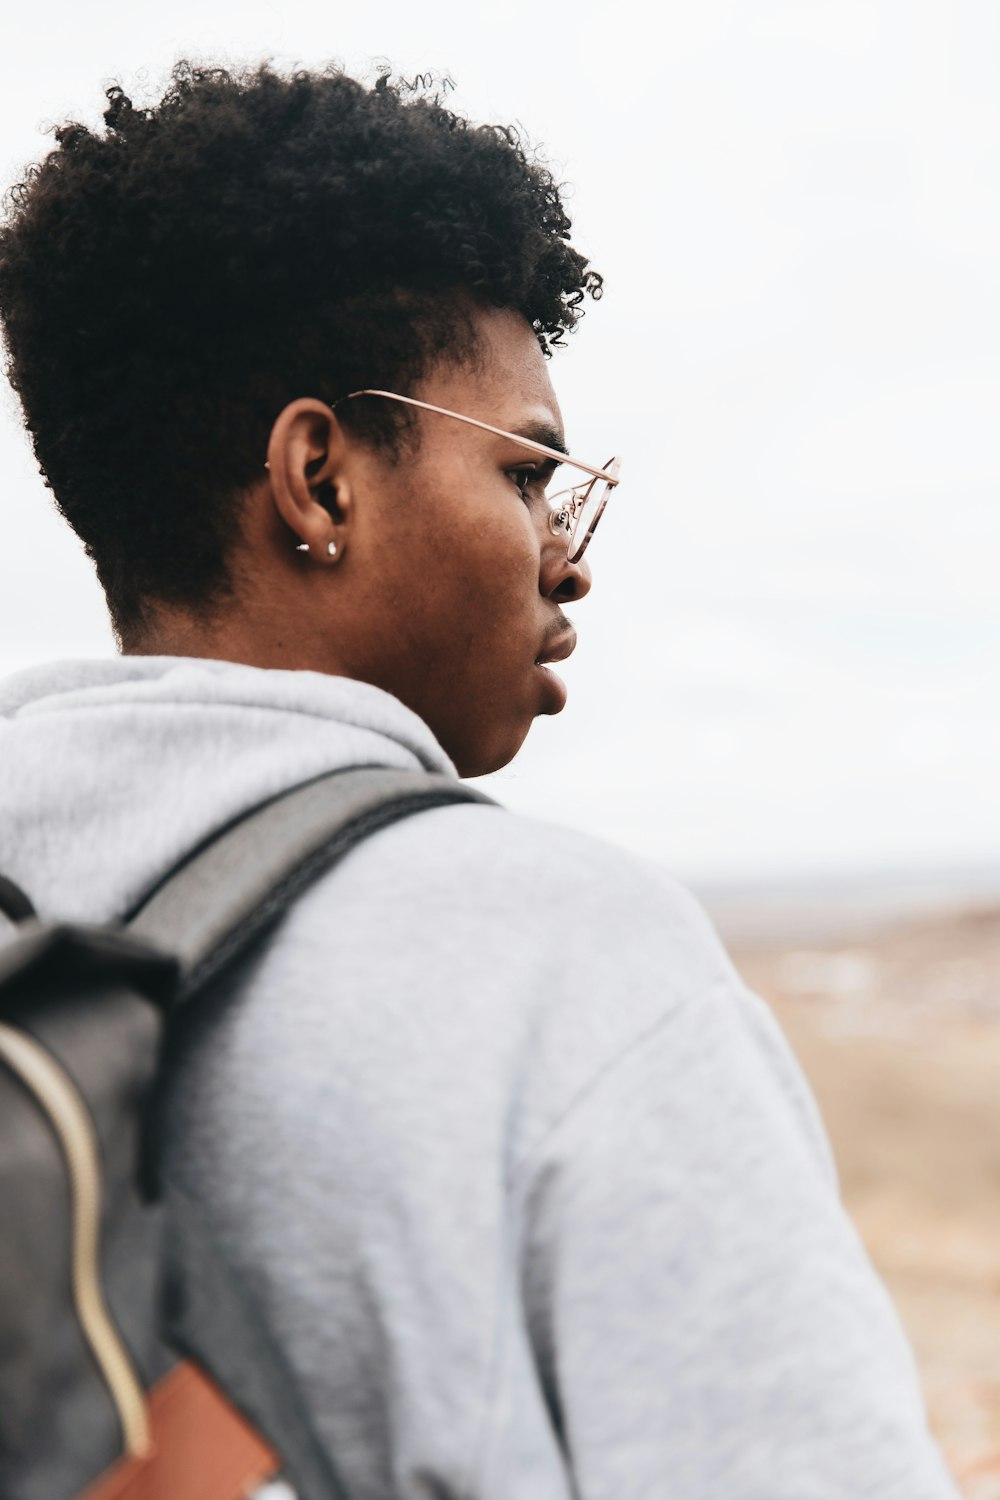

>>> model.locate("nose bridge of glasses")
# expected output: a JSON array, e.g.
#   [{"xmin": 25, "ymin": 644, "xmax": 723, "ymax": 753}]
[
  {"xmin": 546, "ymin": 482, "xmax": 590, "ymax": 543},
  {"xmin": 549, "ymin": 471, "xmax": 598, "ymax": 508}
]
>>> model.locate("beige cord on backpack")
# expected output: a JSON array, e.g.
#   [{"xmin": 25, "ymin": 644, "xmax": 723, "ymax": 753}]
[{"xmin": 0, "ymin": 1022, "xmax": 152, "ymax": 1457}]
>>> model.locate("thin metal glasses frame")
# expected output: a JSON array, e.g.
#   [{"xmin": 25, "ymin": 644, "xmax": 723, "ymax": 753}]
[{"xmin": 338, "ymin": 388, "xmax": 620, "ymax": 562}]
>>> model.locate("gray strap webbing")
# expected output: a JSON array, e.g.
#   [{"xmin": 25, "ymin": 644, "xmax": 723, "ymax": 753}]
[
  {"xmin": 127, "ymin": 766, "xmax": 493, "ymax": 1500},
  {"xmin": 128, "ymin": 766, "xmax": 495, "ymax": 1001}
]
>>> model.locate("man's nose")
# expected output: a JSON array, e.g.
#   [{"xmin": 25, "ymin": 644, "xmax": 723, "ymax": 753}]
[{"xmin": 540, "ymin": 537, "xmax": 592, "ymax": 604}]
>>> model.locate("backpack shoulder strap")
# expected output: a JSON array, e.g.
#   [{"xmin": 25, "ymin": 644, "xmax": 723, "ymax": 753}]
[
  {"xmin": 127, "ymin": 765, "xmax": 495, "ymax": 1002},
  {"xmin": 125, "ymin": 768, "xmax": 495, "ymax": 1497}
]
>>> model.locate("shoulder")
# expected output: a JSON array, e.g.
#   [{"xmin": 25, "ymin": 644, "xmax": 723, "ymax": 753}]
[
  {"xmin": 263, "ymin": 800, "xmax": 741, "ymax": 1131},
  {"xmin": 165, "ymin": 794, "xmax": 835, "ymax": 1232},
  {"xmin": 339, "ymin": 796, "xmax": 722, "ymax": 934},
  {"xmin": 300, "ymin": 800, "xmax": 836, "ymax": 1177},
  {"xmin": 302, "ymin": 796, "xmax": 738, "ymax": 1005}
]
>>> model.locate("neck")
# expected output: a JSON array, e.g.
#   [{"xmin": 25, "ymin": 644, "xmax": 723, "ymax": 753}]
[{"xmin": 125, "ymin": 602, "xmax": 329, "ymax": 674}]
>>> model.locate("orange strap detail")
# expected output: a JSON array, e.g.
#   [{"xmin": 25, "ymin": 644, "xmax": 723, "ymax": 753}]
[{"xmin": 79, "ymin": 1361, "xmax": 280, "ymax": 1500}]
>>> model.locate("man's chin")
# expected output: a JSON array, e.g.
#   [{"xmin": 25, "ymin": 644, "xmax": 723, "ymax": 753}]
[
  {"xmin": 534, "ymin": 661, "xmax": 568, "ymax": 716},
  {"xmin": 451, "ymin": 716, "xmax": 535, "ymax": 780}
]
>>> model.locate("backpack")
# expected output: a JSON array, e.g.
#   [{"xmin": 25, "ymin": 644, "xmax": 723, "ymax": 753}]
[{"xmin": 0, "ymin": 765, "xmax": 493, "ymax": 1500}]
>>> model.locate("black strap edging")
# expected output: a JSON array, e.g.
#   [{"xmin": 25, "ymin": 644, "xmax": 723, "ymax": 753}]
[
  {"xmin": 182, "ymin": 788, "xmax": 485, "ymax": 1000},
  {"xmin": 128, "ymin": 767, "xmax": 495, "ymax": 1003},
  {"xmin": 0, "ymin": 875, "xmax": 37, "ymax": 924}
]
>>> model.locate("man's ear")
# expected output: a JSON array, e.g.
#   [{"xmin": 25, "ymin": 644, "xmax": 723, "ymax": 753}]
[{"xmin": 265, "ymin": 398, "xmax": 353, "ymax": 561}]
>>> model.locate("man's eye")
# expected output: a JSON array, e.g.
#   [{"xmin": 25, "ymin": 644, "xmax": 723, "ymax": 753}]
[{"xmin": 509, "ymin": 467, "xmax": 535, "ymax": 498}]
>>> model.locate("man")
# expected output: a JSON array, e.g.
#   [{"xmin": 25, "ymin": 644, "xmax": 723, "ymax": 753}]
[{"xmin": 0, "ymin": 62, "xmax": 956, "ymax": 1498}]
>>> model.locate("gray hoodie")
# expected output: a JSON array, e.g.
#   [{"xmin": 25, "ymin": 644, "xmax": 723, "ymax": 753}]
[{"xmin": 0, "ymin": 656, "xmax": 957, "ymax": 1499}]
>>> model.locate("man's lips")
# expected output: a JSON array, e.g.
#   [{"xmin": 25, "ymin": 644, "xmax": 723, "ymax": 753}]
[
  {"xmin": 534, "ymin": 627, "xmax": 576, "ymax": 715},
  {"xmin": 534, "ymin": 627, "xmax": 577, "ymax": 668}
]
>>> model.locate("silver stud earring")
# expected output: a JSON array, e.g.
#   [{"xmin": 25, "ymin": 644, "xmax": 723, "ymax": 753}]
[{"xmin": 327, "ymin": 541, "xmax": 338, "ymax": 558}]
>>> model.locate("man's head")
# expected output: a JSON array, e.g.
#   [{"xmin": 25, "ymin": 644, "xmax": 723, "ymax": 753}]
[{"xmin": 0, "ymin": 63, "xmax": 604, "ymax": 774}]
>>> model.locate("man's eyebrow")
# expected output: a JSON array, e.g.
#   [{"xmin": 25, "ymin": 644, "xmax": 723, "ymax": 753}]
[{"xmin": 512, "ymin": 420, "xmax": 568, "ymax": 457}]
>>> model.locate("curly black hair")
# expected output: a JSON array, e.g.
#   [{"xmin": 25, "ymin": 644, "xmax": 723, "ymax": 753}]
[{"xmin": 0, "ymin": 62, "xmax": 602, "ymax": 640}]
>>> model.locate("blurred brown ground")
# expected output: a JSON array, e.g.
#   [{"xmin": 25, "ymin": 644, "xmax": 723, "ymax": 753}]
[{"xmin": 728, "ymin": 906, "xmax": 1000, "ymax": 1500}]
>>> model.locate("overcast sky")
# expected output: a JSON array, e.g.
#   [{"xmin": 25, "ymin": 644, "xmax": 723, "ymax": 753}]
[{"xmin": 1, "ymin": 0, "xmax": 998, "ymax": 884}]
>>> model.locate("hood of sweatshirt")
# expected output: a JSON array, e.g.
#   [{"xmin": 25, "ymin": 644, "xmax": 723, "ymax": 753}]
[{"xmin": 0, "ymin": 655, "xmax": 455, "ymax": 924}]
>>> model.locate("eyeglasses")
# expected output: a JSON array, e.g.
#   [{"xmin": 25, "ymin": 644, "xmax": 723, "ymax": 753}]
[{"xmin": 336, "ymin": 388, "xmax": 621, "ymax": 564}]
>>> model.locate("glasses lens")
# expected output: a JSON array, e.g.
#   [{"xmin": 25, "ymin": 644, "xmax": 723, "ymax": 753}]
[{"xmin": 568, "ymin": 457, "xmax": 619, "ymax": 563}]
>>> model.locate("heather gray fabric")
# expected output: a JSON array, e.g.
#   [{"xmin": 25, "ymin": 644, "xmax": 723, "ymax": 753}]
[{"xmin": 0, "ymin": 657, "xmax": 958, "ymax": 1499}]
